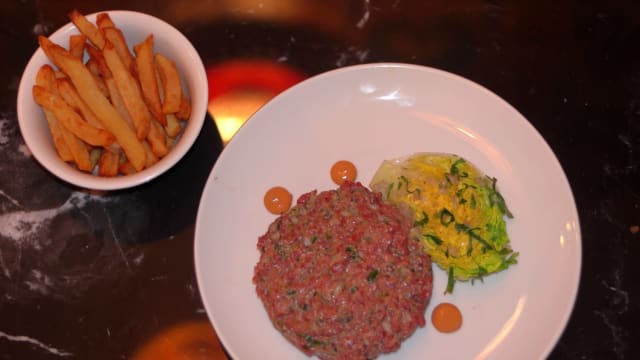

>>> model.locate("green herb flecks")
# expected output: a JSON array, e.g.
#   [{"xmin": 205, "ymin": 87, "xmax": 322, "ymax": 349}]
[
  {"xmin": 345, "ymin": 246, "xmax": 358, "ymax": 260},
  {"xmin": 305, "ymin": 335, "xmax": 325, "ymax": 348},
  {"xmin": 414, "ymin": 211, "xmax": 429, "ymax": 227},
  {"xmin": 440, "ymin": 208, "xmax": 455, "ymax": 226},
  {"xmin": 424, "ymin": 233, "xmax": 443, "ymax": 246},
  {"xmin": 399, "ymin": 175, "xmax": 421, "ymax": 195},
  {"xmin": 487, "ymin": 177, "xmax": 514, "ymax": 218},
  {"xmin": 455, "ymin": 222, "xmax": 494, "ymax": 251},
  {"xmin": 449, "ymin": 158, "xmax": 469, "ymax": 178},
  {"xmin": 367, "ymin": 269, "xmax": 379, "ymax": 282},
  {"xmin": 446, "ymin": 267, "xmax": 456, "ymax": 294}
]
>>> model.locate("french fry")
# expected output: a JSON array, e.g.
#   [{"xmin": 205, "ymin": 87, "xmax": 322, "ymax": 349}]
[
  {"xmin": 90, "ymin": 148, "xmax": 102, "ymax": 168},
  {"xmin": 56, "ymin": 78, "xmax": 122, "ymax": 153},
  {"xmin": 102, "ymin": 40, "xmax": 151, "ymax": 140},
  {"xmin": 68, "ymin": 10, "xmax": 105, "ymax": 49},
  {"xmin": 164, "ymin": 113, "xmax": 182, "ymax": 138},
  {"xmin": 56, "ymin": 78, "xmax": 104, "ymax": 129},
  {"xmin": 42, "ymin": 108, "xmax": 74, "ymax": 162},
  {"xmin": 98, "ymin": 149, "xmax": 119, "ymax": 177},
  {"xmin": 59, "ymin": 123, "xmax": 93, "ymax": 172},
  {"xmin": 154, "ymin": 53, "xmax": 182, "ymax": 114},
  {"xmin": 38, "ymin": 35, "xmax": 146, "ymax": 171},
  {"xmin": 85, "ymin": 44, "xmax": 111, "ymax": 77},
  {"xmin": 104, "ymin": 76, "xmax": 135, "ymax": 131},
  {"xmin": 33, "ymin": 85, "xmax": 116, "ymax": 148},
  {"xmin": 96, "ymin": 13, "xmax": 115, "ymax": 29},
  {"xmin": 118, "ymin": 161, "xmax": 137, "ymax": 175},
  {"xmin": 103, "ymin": 27, "xmax": 136, "ymax": 75},
  {"xmin": 175, "ymin": 94, "xmax": 192, "ymax": 120},
  {"xmin": 35, "ymin": 65, "xmax": 74, "ymax": 162},
  {"xmin": 68, "ymin": 34, "xmax": 86, "ymax": 59},
  {"xmin": 85, "ymin": 58, "xmax": 101, "ymax": 76},
  {"xmin": 84, "ymin": 58, "xmax": 111, "ymax": 100},
  {"xmin": 133, "ymin": 35, "xmax": 166, "ymax": 125},
  {"xmin": 147, "ymin": 119, "xmax": 169, "ymax": 158},
  {"xmin": 35, "ymin": 64, "xmax": 58, "ymax": 92},
  {"xmin": 142, "ymin": 140, "xmax": 159, "ymax": 168}
]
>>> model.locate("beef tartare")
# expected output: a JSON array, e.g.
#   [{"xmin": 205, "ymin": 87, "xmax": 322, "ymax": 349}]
[{"xmin": 253, "ymin": 182, "xmax": 433, "ymax": 359}]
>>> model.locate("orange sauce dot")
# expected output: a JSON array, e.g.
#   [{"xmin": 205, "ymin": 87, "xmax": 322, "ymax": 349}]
[
  {"xmin": 431, "ymin": 302, "xmax": 463, "ymax": 333},
  {"xmin": 330, "ymin": 160, "xmax": 357, "ymax": 185},
  {"xmin": 264, "ymin": 186, "xmax": 293, "ymax": 215}
]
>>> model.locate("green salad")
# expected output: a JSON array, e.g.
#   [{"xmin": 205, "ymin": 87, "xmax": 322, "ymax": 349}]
[{"xmin": 370, "ymin": 153, "xmax": 518, "ymax": 293}]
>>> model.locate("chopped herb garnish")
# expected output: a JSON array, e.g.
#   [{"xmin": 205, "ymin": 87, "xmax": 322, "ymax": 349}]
[
  {"xmin": 424, "ymin": 234, "xmax": 443, "ymax": 246},
  {"xmin": 399, "ymin": 175, "xmax": 420, "ymax": 194},
  {"xmin": 455, "ymin": 222, "xmax": 494, "ymax": 250},
  {"xmin": 487, "ymin": 177, "xmax": 514, "ymax": 218},
  {"xmin": 367, "ymin": 269, "xmax": 379, "ymax": 282},
  {"xmin": 386, "ymin": 182, "xmax": 394, "ymax": 199},
  {"xmin": 449, "ymin": 158, "xmax": 468, "ymax": 177},
  {"xmin": 305, "ymin": 335, "xmax": 325, "ymax": 347},
  {"xmin": 440, "ymin": 208, "xmax": 455, "ymax": 226},
  {"xmin": 446, "ymin": 267, "xmax": 456, "ymax": 294},
  {"xmin": 345, "ymin": 246, "xmax": 358, "ymax": 260},
  {"xmin": 286, "ymin": 289, "xmax": 296, "ymax": 295},
  {"xmin": 414, "ymin": 211, "xmax": 429, "ymax": 227}
]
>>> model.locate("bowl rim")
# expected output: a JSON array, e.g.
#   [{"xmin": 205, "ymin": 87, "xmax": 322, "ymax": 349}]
[{"xmin": 16, "ymin": 10, "xmax": 208, "ymax": 191}]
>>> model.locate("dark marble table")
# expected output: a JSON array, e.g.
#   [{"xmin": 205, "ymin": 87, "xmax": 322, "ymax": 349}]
[{"xmin": 1, "ymin": 0, "xmax": 638, "ymax": 359}]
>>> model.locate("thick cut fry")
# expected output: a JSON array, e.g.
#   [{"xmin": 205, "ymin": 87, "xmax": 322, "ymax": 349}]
[
  {"xmin": 103, "ymin": 40, "xmax": 151, "ymax": 140},
  {"xmin": 68, "ymin": 10, "xmax": 105, "ymax": 49},
  {"xmin": 175, "ymin": 94, "xmax": 192, "ymax": 120},
  {"xmin": 57, "ymin": 78, "xmax": 121, "ymax": 153},
  {"xmin": 96, "ymin": 13, "xmax": 115, "ymax": 29},
  {"xmin": 133, "ymin": 35, "xmax": 166, "ymax": 125},
  {"xmin": 98, "ymin": 149, "xmax": 119, "ymax": 177},
  {"xmin": 164, "ymin": 113, "xmax": 182, "ymax": 138},
  {"xmin": 142, "ymin": 140, "xmax": 159, "ymax": 168},
  {"xmin": 39, "ymin": 35, "xmax": 146, "ymax": 171},
  {"xmin": 118, "ymin": 161, "xmax": 136, "ymax": 175},
  {"xmin": 103, "ymin": 27, "xmax": 136, "ymax": 75},
  {"xmin": 60, "ymin": 124, "xmax": 93, "ymax": 172},
  {"xmin": 42, "ymin": 108, "xmax": 74, "ymax": 162},
  {"xmin": 56, "ymin": 78, "xmax": 104, "ymax": 129},
  {"xmin": 85, "ymin": 44, "xmax": 112, "ymax": 76},
  {"xmin": 90, "ymin": 148, "xmax": 102, "ymax": 169},
  {"xmin": 86, "ymin": 58, "xmax": 100, "ymax": 76},
  {"xmin": 84, "ymin": 58, "xmax": 111, "ymax": 100},
  {"xmin": 35, "ymin": 64, "xmax": 58, "ymax": 92},
  {"xmin": 35, "ymin": 65, "xmax": 74, "ymax": 161},
  {"xmin": 147, "ymin": 119, "xmax": 169, "ymax": 157},
  {"xmin": 33, "ymin": 85, "xmax": 116, "ymax": 147},
  {"xmin": 104, "ymin": 76, "xmax": 135, "ymax": 131},
  {"xmin": 155, "ymin": 53, "xmax": 182, "ymax": 114},
  {"xmin": 68, "ymin": 34, "xmax": 86, "ymax": 59}
]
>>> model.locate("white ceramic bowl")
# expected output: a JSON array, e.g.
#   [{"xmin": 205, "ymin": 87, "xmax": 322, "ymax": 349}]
[{"xmin": 16, "ymin": 10, "xmax": 208, "ymax": 190}]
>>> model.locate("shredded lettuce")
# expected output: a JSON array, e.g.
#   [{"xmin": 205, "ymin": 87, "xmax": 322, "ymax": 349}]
[{"xmin": 370, "ymin": 153, "xmax": 518, "ymax": 293}]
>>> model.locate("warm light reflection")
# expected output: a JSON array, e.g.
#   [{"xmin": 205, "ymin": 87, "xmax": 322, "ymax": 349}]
[
  {"xmin": 377, "ymin": 89, "xmax": 401, "ymax": 101},
  {"xmin": 456, "ymin": 126, "xmax": 477, "ymax": 139},
  {"xmin": 375, "ymin": 88, "xmax": 415, "ymax": 107},
  {"xmin": 413, "ymin": 112, "xmax": 512, "ymax": 175},
  {"xmin": 476, "ymin": 296, "xmax": 526, "ymax": 360},
  {"xmin": 208, "ymin": 89, "xmax": 275, "ymax": 144},
  {"xmin": 559, "ymin": 234, "xmax": 566, "ymax": 247}
]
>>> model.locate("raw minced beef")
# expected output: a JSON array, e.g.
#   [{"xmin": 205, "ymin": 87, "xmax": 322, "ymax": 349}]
[{"xmin": 253, "ymin": 182, "xmax": 433, "ymax": 360}]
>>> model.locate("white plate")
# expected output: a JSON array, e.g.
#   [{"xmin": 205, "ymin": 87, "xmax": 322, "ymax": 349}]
[{"xmin": 194, "ymin": 63, "xmax": 581, "ymax": 360}]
